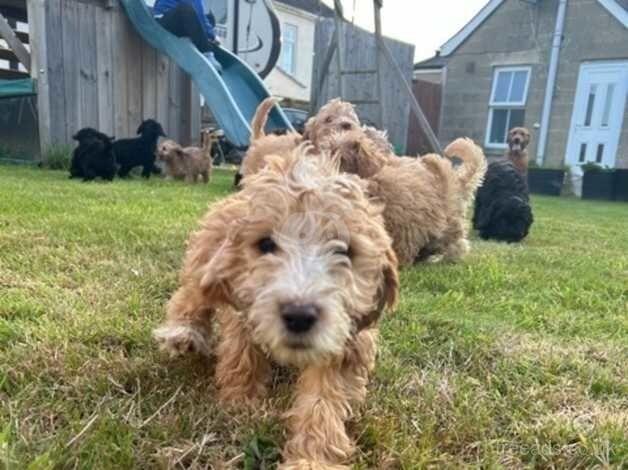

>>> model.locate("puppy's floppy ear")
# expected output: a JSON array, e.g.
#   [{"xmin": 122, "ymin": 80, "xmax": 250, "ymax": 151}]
[
  {"xmin": 184, "ymin": 198, "xmax": 247, "ymax": 308},
  {"xmin": 381, "ymin": 246, "xmax": 399, "ymax": 309},
  {"xmin": 355, "ymin": 141, "xmax": 388, "ymax": 179},
  {"xmin": 356, "ymin": 246, "xmax": 399, "ymax": 332},
  {"xmin": 302, "ymin": 116, "xmax": 316, "ymax": 141},
  {"xmin": 136, "ymin": 122, "xmax": 145, "ymax": 135}
]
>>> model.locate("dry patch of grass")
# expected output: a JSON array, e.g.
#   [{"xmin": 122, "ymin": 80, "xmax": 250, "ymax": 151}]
[{"xmin": 1, "ymin": 165, "xmax": 627, "ymax": 468}]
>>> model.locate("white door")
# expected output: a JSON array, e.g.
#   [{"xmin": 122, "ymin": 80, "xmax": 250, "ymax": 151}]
[{"xmin": 566, "ymin": 62, "xmax": 628, "ymax": 169}]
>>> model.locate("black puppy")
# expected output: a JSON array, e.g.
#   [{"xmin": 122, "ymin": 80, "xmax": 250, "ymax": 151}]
[
  {"xmin": 473, "ymin": 160, "xmax": 533, "ymax": 242},
  {"xmin": 70, "ymin": 128, "xmax": 117, "ymax": 181},
  {"xmin": 113, "ymin": 119, "xmax": 166, "ymax": 178}
]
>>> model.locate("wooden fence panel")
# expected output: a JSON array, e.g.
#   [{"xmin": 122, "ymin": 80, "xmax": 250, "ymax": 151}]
[
  {"xmin": 406, "ymin": 79, "xmax": 442, "ymax": 156},
  {"xmin": 38, "ymin": 0, "xmax": 198, "ymax": 150},
  {"xmin": 78, "ymin": 1, "xmax": 98, "ymax": 129},
  {"xmin": 311, "ymin": 18, "xmax": 414, "ymax": 152},
  {"xmin": 96, "ymin": 4, "xmax": 114, "ymax": 136},
  {"xmin": 44, "ymin": 0, "xmax": 66, "ymax": 145}
]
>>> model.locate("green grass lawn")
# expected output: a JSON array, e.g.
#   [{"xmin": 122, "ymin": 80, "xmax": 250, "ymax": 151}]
[{"xmin": 1, "ymin": 165, "xmax": 626, "ymax": 469}]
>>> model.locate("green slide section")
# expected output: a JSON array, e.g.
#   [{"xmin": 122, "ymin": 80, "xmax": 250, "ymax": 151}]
[{"xmin": 119, "ymin": 0, "xmax": 293, "ymax": 147}]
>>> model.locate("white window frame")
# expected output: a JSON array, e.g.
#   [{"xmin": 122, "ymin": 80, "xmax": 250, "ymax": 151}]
[
  {"xmin": 485, "ymin": 66, "xmax": 532, "ymax": 149},
  {"xmin": 280, "ymin": 23, "xmax": 298, "ymax": 76}
]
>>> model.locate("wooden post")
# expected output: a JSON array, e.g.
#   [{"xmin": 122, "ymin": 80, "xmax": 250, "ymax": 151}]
[
  {"xmin": 373, "ymin": 0, "xmax": 385, "ymax": 129},
  {"xmin": 333, "ymin": 0, "xmax": 345, "ymax": 98},
  {"xmin": 0, "ymin": 12, "xmax": 31, "ymax": 71},
  {"xmin": 310, "ymin": 26, "xmax": 337, "ymax": 113},
  {"xmin": 26, "ymin": 0, "xmax": 52, "ymax": 158}
]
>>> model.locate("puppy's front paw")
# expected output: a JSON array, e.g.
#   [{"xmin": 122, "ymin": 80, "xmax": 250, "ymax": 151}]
[
  {"xmin": 279, "ymin": 459, "xmax": 349, "ymax": 470},
  {"xmin": 153, "ymin": 323, "xmax": 211, "ymax": 358}
]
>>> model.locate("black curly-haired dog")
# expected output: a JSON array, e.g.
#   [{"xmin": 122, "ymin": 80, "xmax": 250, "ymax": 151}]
[
  {"xmin": 113, "ymin": 119, "xmax": 166, "ymax": 178},
  {"xmin": 69, "ymin": 128, "xmax": 117, "ymax": 181},
  {"xmin": 473, "ymin": 160, "xmax": 533, "ymax": 242}
]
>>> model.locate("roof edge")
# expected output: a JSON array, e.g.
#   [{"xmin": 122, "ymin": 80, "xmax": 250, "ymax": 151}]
[
  {"xmin": 598, "ymin": 0, "xmax": 628, "ymax": 28},
  {"xmin": 439, "ymin": 0, "xmax": 504, "ymax": 57},
  {"xmin": 439, "ymin": 0, "xmax": 627, "ymax": 58}
]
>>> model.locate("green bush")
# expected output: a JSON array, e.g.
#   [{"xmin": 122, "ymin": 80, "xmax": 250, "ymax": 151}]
[
  {"xmin": 42, "ymin": 144, "xmax": 73, "ymax": 170},
  {"xmin": 580, "ymin": 161, "xmax": 613, "ymax": 173}
]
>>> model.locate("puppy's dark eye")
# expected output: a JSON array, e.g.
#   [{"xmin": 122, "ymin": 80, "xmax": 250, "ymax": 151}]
[
  {"xmin": 334, "ymin": 246, "xmax": 352, "ymax": 258},
  {"xmin": 325, "ymin": 116, "xmax": 333, "ymax": 124},
  {"xmin": 257, "ymin": 237, "xmax": 277, "ymax": 254},
  {"xmin": 340, "ymin": 122, "xmax": 353, "ymax": 131}
]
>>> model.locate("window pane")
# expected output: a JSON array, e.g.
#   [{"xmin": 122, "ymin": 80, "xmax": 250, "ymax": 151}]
[
  {"xmin": 280, "ymin": 24, "xmax": 297, "ymax": 74},
  {"xmin": 584, "ymin": 84, "xmax": 597, "ymax": 127},
  {"xmin": 509, "ymin": 71, "xmax": 529, "ymax": 103},
  {"xmin": 281, "ymin": 44, "xmax": 294, "ymax": 73},
  {"xmin": 490, "ymin": 109, "xmax": 509, "ymax": 143},
  {"xmin": 596, "ymin": 143, "xmax": 604, "ymax": 163},
  {"xmin": 601, "ymin": 83, "xmax": 615, "ymax": 127},
  {"xmin": 284, "ymin": 24, "xmax": 296, "ymax": 42},
  {"xmin": 579, "ymin": 143, "xmax": 587, "ymax": 162},
  {"xmin": 493, "ymin": 71, "xmax": 512, "ymax": 103},
  {"xmin": 508, "ymin": 109, "xmax": 525, "ymax": 129}
]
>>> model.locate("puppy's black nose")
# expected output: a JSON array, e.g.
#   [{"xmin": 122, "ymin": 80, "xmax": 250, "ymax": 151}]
[{"xmin": 281, "ymin": 303, "xmax": 320, "ymax": 333}]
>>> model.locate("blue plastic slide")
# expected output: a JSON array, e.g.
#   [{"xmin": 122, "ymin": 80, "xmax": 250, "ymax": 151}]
[{"xmin": 119, "ymin": 0, "xmax": 293, "ymax": 147}]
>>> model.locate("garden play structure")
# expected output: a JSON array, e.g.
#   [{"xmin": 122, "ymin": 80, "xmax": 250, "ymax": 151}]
[
  {"xmin": 0, "ymin": 0, "xmax": 291, "ymax": 157},
  {"xmin": 0, "ymin": 0, "xmax": 437, "ymax": 159}
]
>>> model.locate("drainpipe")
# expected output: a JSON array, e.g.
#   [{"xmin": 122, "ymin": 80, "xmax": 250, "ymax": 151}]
[{"xmin": 536, "ymin": 0, "xmax": 568, "ymax": 165}]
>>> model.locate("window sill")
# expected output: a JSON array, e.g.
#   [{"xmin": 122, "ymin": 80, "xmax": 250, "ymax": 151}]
[{"xmin": 484, "ymin": 143, "xmax": 508, "ymax": 150}]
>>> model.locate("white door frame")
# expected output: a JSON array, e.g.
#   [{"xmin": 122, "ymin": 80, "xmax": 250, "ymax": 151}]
[{"xmin": 566, "ymin": 61, "xmax": 628, "ymax": 171}]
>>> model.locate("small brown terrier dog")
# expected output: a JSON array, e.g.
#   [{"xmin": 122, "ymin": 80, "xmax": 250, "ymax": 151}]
[
  {"xmin": 154, "ymin": 147, "xmax": 399, "ymax": 469},
  {"xmin": 157, "ymin": 133, "xmax": 213, "ymax": 183},
  {"xmin": 506, "ymin": 127, "xmax": 530, "ymax": 176}
]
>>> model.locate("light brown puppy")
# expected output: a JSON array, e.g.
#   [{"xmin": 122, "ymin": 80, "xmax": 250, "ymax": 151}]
[
  {"xmin": 303, "ymin": 98, "xmax": 361, "ymax": 149},
  {"xmin": 506, "ymin": 127, "xmax": 530, "ymax": 176},
  {"xmin": 154, "ymin": 147, "xmax": 398, "ymax": 469},
  {"xmin": 322, "ymin": 129, "xmax": 394, "ymax": 179},
  {"xmin": 238, "ymin": 97, "xmax": 303, "ymax": 184},
  {"xmin": 157, "ymin": 136, "xmax": 212, "ymax": 183},
  {"xmin": 369, "ymin": 138, "xmax": 486, "ymax": 265}
]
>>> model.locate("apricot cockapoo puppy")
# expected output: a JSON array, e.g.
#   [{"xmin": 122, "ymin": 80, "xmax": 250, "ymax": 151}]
[
  {"xmin": 154, "ymin": 147, "xmax": 399, "ymax": 469},
  {"xmin": 157, "ymin": 137, "xmax": 212, "ymax": 183},
  {"xmin": 329, "ymin": 131, "xmax": 487, "ymax": 265}
]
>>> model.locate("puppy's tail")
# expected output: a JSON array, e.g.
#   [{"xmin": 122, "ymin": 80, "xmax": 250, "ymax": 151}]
[
  {"xmin": 444, "ymin": 138, "xmax": 487, "ymax": 200},
  {"xmin": 250, "ymin": 97, "xmax": 277, "ymax": 142}
]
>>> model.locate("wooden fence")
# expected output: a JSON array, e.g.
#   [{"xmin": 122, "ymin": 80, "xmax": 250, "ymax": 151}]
[
  {"xmin": 31, "ymin": 0, "xmax": 199, "ymax": 152},
  {"xmin": 406, "ymin": 78, "xmax": 442, "ymax": 156},
  {"xmin": 311, "ymin": 18, "xmax": 414, "ymax": 153}
]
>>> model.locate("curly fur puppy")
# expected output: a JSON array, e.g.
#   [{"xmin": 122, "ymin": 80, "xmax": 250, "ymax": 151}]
[
  {"xmin": 303, "ymin": 98, "xmax": 361, "ymax": 149},
  {"xmin": 473, "ymin": 160, "xmax": 533, "ymax": 242},
  {"xmin": 114, "ymin": 119, "xmax": 166, "ymax": 178},
  {"xmin": 506, "ymin": 127, "xmax": 530, "ymax": 177},
  {"xmin": 157, "ymin": 136, "xmax": 212, "ymax": 183},
  {"xmin": 154, "ymin": 148, "xmax": 398, "ymax": 469},
  {"xmin": 236, "ymin": 98, "xmax": 303, "ymax": 187},
  {"xmin": 69, "ymin": 127, "xmax": 116, "ymax": 181},
  {"xmin": 366, "ymin": 138, "xmax": 487, "ymax": 265},
  {"xmin": 322, "ymin": 129, "xmax": 393, "ymax": 179}
]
